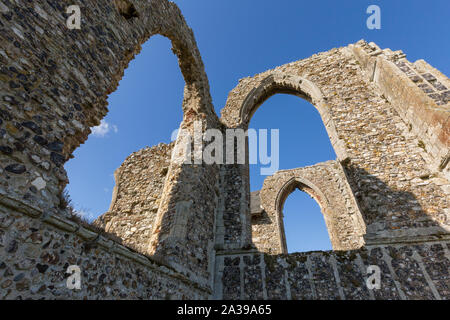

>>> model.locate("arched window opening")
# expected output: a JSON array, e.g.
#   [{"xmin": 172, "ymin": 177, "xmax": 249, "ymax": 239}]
[
  {"xmin": 249, "ymin": 93, "xmax": 336, "ymax": 253},
  {"xmin": 64, "ymin": 35, "xmax": 184, "ymax": 222},
  {"xmin": 249, "ymin": 94, "xmax": 336, "ymax": 191},
  {"xmin": 281, "ymin": 188, "xmax": 332, "ymax": 253}
]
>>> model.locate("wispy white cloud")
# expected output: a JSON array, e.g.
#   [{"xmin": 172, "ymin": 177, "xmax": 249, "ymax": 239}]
[
  {"xmin": 75, "ymin": 209, "xmax": 96, "ymax": 221},
  {"xmin": 91, "ymin": 120, "xmax": 118, "ymax": 138}
]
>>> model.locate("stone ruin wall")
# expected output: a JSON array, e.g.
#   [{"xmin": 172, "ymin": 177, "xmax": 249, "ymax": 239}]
[
  {"xmin": 351, "ymin": 41, "xmax": 450, "ymax": 181},
  {"xmin": 251, "ymin": 160, "xmax": 365, "ymax": 255},
  {"xmin": 0, "ymin": 197, "xmax": 208, "ymax": 299},
  {"xmin": 0, "ymin": 0, "xmax": 220, "ymax": 298},
  {"xmin": 219, "ymin": 41, "xmax": 450, "ymax": 251},
  {"xmin": 94, "ymin": 142, "xmax": 174, "ymax": 255},
  {"xmin": 0, "ymin": 0, "xmax": 449, "ymax": 300}
]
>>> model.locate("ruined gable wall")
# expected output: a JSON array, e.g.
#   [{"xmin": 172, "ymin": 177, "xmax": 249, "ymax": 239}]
[
  {"xmin": 251, "ymin": 161, "xmax": 365, "ymax": 254},
  {"xmin": 0, "ymin": 0, "xmax": 215, "ymax": 213},
  {"xmin": 220, "ymin": 43, "xmax": 450, "ymax": 248},
  {"xmin": 94, "ymin": 142, "xmax": 174, "ymax": 255}
]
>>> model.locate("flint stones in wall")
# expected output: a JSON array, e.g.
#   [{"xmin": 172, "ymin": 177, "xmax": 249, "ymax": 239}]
[
  {"xmin": 5, "ymin": 164, "xmax": 26, "ymax": 174},
  {"xmin": 31, "ymin": 177, "xmax": 46, "ymax": 191}
]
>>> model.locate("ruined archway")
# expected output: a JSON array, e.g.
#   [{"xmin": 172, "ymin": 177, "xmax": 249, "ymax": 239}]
[
  {"xmin": 0, "ymin": 0, "xmax": 220, "ymax": 290},
  {"xmin": 218, "ymin": 71, "xmax": 351, "ymax": 251},
  {"xmin": 64, "ymin": 2, "xmax": 221, "ymax": 284},
  {"xmin": 0, "ymin": 0, "xmax": 219, "ymax": 212},
  {"xmin": 221, "ymin": 71, "xmax": 348, "ymax": 161},
  {"xmin": 66, "ymin": 34, "xmax": 185, "ymax": 226},
  {"xmin": 219, "ymin": 45, "xmax": 450, "ymax": 254}
]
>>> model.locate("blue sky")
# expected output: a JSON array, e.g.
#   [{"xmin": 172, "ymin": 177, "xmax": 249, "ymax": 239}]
[{"xmin": 65, "ymin": 0, "xmax": 449, "ymax": 253}]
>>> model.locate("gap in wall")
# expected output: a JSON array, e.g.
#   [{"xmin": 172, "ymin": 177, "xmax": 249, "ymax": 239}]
[
  {"xmin": 249, "ymin": 94, "xmax": 336, "ymax": 252},
  {"xmin": 283, "ymin": 189, "xmax": 332, "ymax": 253},
  {"xmin": 64, "ymin": 35, "xmax": 184, "ymax": 222}
]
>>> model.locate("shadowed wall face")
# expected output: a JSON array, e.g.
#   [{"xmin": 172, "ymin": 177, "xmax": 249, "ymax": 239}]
[{"xmin": 0, "ymin": 0, "xmax": 220, "ymax": 296}]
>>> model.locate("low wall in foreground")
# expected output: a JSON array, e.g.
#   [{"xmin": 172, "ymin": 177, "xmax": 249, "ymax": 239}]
[
  {"xmin": 0, "ymin": 196, "xmax": 209, "ymax": 299},
  {"xmin": 215, "ymin": 241, "xmax": 449, "ymax": 300}
]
